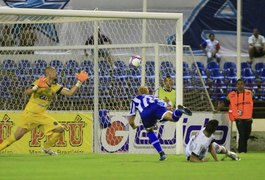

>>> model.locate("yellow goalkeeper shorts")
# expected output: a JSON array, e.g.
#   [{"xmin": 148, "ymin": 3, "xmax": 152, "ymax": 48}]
[{"xmin": 17, "ymin": 111, "xmax": 63, "ymax": 136}]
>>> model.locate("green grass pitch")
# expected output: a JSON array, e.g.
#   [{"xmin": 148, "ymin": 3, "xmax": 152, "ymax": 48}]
[{"xmin": 0, "ymin": 153, "xmax": 265, "ymax": 180}]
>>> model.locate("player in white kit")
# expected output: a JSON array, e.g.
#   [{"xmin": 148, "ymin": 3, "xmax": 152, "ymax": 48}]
[{"xmin": 186, "ymin": 119, "xmax": 240, "ymax": 162}]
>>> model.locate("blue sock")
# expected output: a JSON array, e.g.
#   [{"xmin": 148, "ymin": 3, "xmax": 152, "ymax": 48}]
[
  {"xmin": 172, "ymin": 109, "xmax": 182, "ymax": 122},
  {"xmin": 147, "ymin": 131, "xmax": 163, "ymax": 153}
]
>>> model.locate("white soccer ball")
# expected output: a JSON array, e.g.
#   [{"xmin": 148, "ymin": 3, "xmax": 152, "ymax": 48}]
[{"xmin": 129, "ymin": 55, "xmax": 142, "ymax": 68}]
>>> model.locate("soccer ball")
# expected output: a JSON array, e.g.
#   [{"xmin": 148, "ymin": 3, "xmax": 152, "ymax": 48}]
[{"xmin": 129, "ymin": 55, "xmax": 142, "ymax": 68}]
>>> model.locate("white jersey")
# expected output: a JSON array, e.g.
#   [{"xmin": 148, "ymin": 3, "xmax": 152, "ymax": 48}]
[
  {"xmin": 185, "ymin": 128, "xmax": 215, "ymax": 160},
  {"xmin": 202, "ymin": 39, "xmax": 220, "ymax": 52},
  {"xmin": 248, "ymin": 34, "xmax": 265, "ymax": 47}
]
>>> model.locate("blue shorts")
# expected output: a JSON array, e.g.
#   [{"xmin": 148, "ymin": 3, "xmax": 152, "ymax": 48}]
[{"xmin": 140, "ymin": 103, "xmax": 169, "ymax": 128}]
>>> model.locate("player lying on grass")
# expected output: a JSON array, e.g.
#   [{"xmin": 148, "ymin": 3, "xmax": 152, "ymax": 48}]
[
  {"xmin": 186, "ymin": 119, "xmax": 240, "ymax": 162},
  {"xmin": 128, "ymin": 86, "xmax": 192, "ymax": 161},
  {"xmin": 0, "ymin": 66, "xmax": 88, "ymax": 155}
]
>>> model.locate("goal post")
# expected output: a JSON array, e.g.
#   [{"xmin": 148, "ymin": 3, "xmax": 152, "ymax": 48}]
[
  {"xmin": 0, "ymin": 8, "xmax": 227, "ymax": 155},
  {"xmin": 175, "ymin": 17, "xmax": 183, "ymax": 154}
]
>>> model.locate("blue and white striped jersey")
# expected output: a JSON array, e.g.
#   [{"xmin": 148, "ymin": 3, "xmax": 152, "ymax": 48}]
[{"xmin": 129, "ymin": 94, "xmax": 166, "ymax": 116}]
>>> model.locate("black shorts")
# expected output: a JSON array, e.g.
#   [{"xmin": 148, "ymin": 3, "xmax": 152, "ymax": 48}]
[{"xmin": 253, "ymin": 48, "xmax": 265, "ymax": 57}]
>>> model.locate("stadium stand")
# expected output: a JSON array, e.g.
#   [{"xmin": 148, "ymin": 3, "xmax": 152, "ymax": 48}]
[
  {"xmin": 146, "ymin": 61, "xmax": 155, "ymax": 78},
  {"xmin": 207, "ymin": 61, "xmax": 220, "ymax": 72},
  {"xmin": 255, "ymin": 62, "xmax": 265, "ymax": 76},
  {"xmin": 225, "ymin": 68, "xmax": 237, "ymax": 81},
  {"xmin": 49, "ymin": 59, "xmax": 64, "ymax": 74},
  {"xmin": 183, "ymin": 67, "xmax": 192, "ymax": 80},
  {"xmin": 209, "ymin": 69, "xmax": 224, "ymax": 80},
  {"xmin": 241, "ymin": 68, "xmax": 255, "ymax": 80},
  {"xmin": 192, "ymin": 61, "xmax": 205, "ymax": 71},
  {"xmin": 18, "ymin": 59, "xmax": 31, "ymax": 69},
  {"xmin": 241, "ymin": 62, "xmax": 251, "ymax": 70},
  {"xmin": 3, "ymin": 59, "xmax": 17, "ymax": 70},
  {"xmin": 223, "ymin": 61, "xmax": 236, "ymax": 71}
]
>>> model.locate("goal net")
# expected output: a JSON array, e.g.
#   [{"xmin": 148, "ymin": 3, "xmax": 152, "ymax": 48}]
[{"xmin": 0, "ymin": 8, "xmax": 214, "ymax": 154}]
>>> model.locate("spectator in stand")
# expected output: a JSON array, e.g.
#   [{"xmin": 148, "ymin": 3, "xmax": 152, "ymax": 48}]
[
  {"xmin": 200, "ymin": 33, "xmax": 221, "ymax": 63},
  {"xmin": 18, "ymin": 24, "xmax": 37, "ymax": 54},
  {"xmin": 0, "ymin": 25, "xmax": 15, "ymax": 54},
  {"xmin": 84, "ymin": 27, "xmax": 115, "ymax": 68},
  {"xmin": 248, "ymin": 28, "xmax": 265, "ymax": 64}
]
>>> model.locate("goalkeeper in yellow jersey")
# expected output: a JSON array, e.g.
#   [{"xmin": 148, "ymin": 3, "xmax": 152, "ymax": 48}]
[
  {"xmin": 0, "ymin": 66, "xmax": 89, "ymax": 155},
  {"xmin": 158, "ymin": 75, "xmax": 176, "ymax": 111}
]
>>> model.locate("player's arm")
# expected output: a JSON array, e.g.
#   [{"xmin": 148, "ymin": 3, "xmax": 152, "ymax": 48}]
[
  {"xmin": 25, "ymin": 86, "xmax": 37, "ymax": 95},
  {"xmin": 60, "ymin": 71, "xmax": 89, "ymax": 96},
  {"xmin": 25, "ymin": 76, "xmax": 48, "ymax": 95},
  {"xmin": 128, "ymin": 101, "xmax": 138, "ymax": 129},
  {"xmin": 128, "ymin": 115, "xmax": 138, "ymax": 129},
  {"xmin": 209, "ymin": 143, "xmax": 218, "ymax": 161},
  {"xmin": 163, "ymin": 96, "xmax": 173, "ymax": 111},
  {"xmin": 60, "ymin": 86, "xmax": 79, "ymax": 96}
]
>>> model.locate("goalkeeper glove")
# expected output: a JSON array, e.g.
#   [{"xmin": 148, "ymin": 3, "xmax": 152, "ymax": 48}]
[
  {"xmin": 75, "ymin": 71, "xmax": 89, "ymax": 88},
  {"xmin": 32, "ymin": 76, "xmax": 48, "ymax": 91},
  {"xmin": 75, "ymin": 70, "xmax": 89, "ymax": 82}
]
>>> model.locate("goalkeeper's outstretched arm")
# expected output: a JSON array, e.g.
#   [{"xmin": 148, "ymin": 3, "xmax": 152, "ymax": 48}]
[
  {"xmin": 25, "ymin": 76, "xmax": 49, "ymax": 95},
  {"xmin": 60, "ymin": 86, "xmax": 79, "ymax": 96},
  {"xmin": 60, "ymin": 70, "xmax": 89, "ymax": 96}
]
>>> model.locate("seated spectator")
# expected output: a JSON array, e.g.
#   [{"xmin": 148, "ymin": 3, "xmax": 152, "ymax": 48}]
[
  {"xmin": 200, "ymin": 33, "xmax": 221, "ymax": 63},
  {"xmin": 84, "ymin": 27, "xmax": 115, "ymax": 68},
  {"xmin": 18, "ymin": 24, "xmax": 37, "ymax": 54},
  {"xmin": 248, "ymin": 28, "xmax": 265, "ymax": 64}
]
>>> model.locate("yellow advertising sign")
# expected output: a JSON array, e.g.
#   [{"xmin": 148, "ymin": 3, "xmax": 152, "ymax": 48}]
[{"xmin": 0, "ymin": 112, "xmax": 92, "ymax": 154}]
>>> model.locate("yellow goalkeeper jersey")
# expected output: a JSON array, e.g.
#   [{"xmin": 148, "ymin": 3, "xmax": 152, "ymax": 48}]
[
  {"xmin": 24, "ymin": 79, "xmax": 63, "ymax": 113},
  {"xmin": 158, "ymin": 87, "xmax": 176, "ymax": 108}
]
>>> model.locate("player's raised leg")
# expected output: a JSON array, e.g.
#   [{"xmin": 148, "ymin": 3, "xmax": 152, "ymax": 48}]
[{"xmin": 163, "ymin": 104, "xmax": 192, "ymax": 122}]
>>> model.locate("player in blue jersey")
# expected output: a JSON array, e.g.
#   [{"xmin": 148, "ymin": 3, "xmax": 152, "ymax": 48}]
[{"xmin": 128, "ymin": 86, "xmax": 192, "ymax": 161}]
